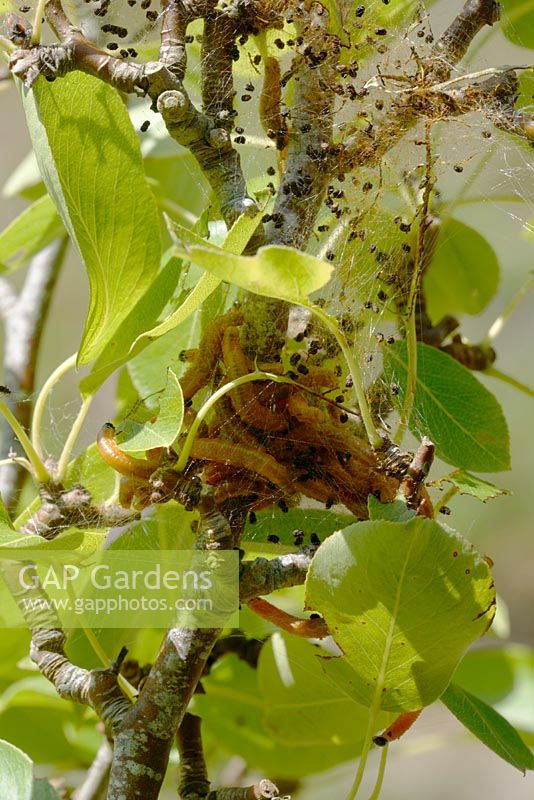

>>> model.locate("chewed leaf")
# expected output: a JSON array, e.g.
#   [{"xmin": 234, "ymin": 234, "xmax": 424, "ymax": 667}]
[
  {"xmin": 442, "ymin": 683, "xmax": 534, "ymax": 773},
  {"xmin": 305, "ymin": 517, "xmax": 495, "ymax": 712},
  {"xmin": 384, "ymin": 341, "xmax": 510, "ymax": 472},
  {"xmin": 430, "ymin": 470, "xmax": 511, "ymax": 502},
  {"xmin": 119, "ymin": 369, "xmax": 184, "ymax": 453},
  {"xmin": 182, "ymin": 243, "xmax": 333, "ymax": 304},
  {"xmin": 21, "ymin": 73, "xmax": 161, "ymax": 365}
]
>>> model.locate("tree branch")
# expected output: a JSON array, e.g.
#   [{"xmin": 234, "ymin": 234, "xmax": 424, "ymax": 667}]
[
  {"xmin": 207, "ymin": 780, "xmax": 287, "ymax": 800},
  {"xmin": 0, "ymin": 238, "xmax": 66, "ymax": 512},
  {"xmin": 159, "ymin": 0, "xmax": 188, "ymax": 78},
  {"xmin": 4, "ymin": 4, "xmax": 527, "ymax": 799},
  {"xmin": 0, "ymin": 559, "xmax": 131, "ymax": 727},
  {"xmin": 427, "ymin": 0, "xmax": 501, "ymax": 81},
  {"xmin": 177, "ymin": 712, "xmax": 211, "ymax": 799},
  {"xmin": 177, "ymin": 711, "xmax": 286, "ymax": 800},
  {"xmin": 155, "ymin": 85, "xmax": 258, "ymax": 225},
  {"xmin": 108, "ymin": 627, "xmax": 221, "ymax": 799},
  {"xmin": 72, "ymin": 738, "xmax": 113, "ymax": 800},
  {"xmin": 339, "ymin": 0, "xmax": 514, "ymax": 173},
  {"xmin": 106, "ymin": 492, "xmax": 236, "ymax": 799},
  {"xmin": 267, "ymin": 6, "xmax": 337, "ymax": 249},
  {"xmin": 239, "ymin": 547, "xmax": 316, "ymax": 603},
  {"xmin": 9, "ymin": 11, "xmax": 260, "ymax": 230},
  {"xmin": 18, "ymin": 482, "xmax": 139, "ymax": 538}
]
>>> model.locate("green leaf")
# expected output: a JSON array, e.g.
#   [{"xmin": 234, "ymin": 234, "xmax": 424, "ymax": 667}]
[
  {"xmin": 424, "ymin": 219, "xmax": 500, "ymax": 323},
  {"xmin": 2, "ymin": 151, "xmax": 43, "ymax": 200},
  {"xmin": 144, "ymin": 146, "xmax": 210, "ymax": 215},
  {"xmin": 243, "ymin": 507, "xmax": 355, "ymax": 546},
  {"xmin": 126, "ymin": 301, "xmax": 204, "ymax": 408},
  {"xmin": 109, "ymin": 504, "xmax": 196, "ymax": 551},
  {"xmin": 195, "ymin": 654, "xmax": 356, "ymax": 777},
  {"xmin": 305, "ymin": 517, "xmax": 495, "ymax": 712},
  {"xmin": 501, "ymin": 0, "xmax": 534, "ymax": 48},
  {"xmin": 0, "ymin": 524, "xmax": 34, "ymax": 549},
  {"xmin": 0, "ymin": 678, "xmax": 70, "ymax": 715},
  {"xmin": 132, "ymin": 269, "xmax": 221, "ymax": 348},
  {"xmin": 31, "ymin": 779, "xmax": 61, "ymax": 800},
  {"xmin": 0, "ymin": 709, "xmax": 77, "ymax": 767},
  {"xmin": 66, "ymin": 625, "xmax": 153, "ymax": 672},
  {"xmin": 380, "ymin": 0, "xmax": 436, "ymax": 21},
  {"xmin": 119, "ymin": 368, "xmax": 184, "ymax": 453},
  {"xmin": 66, "ymin": 442, "xmax": 118, "ymax": 506},
  {"xmin": 442, "ymin": 683, "xmax": 534, "ymax": 773},
  {"xmin": 62, "ymin": 720, "xmax": 102, "ymax": 765},
  {"xmin": 384, "ymin": 341, "xmax": 510, "ymax": 472},
  {"xmin": 21, "ymin": 73, "xmax": 161, "ymax": 364},
  {"xmin": 0, "ymin": 630, "xmax": 31, "ymax": 680},
  {"xmin": 79, "ymin": 253, "xmax": 183, "ymax": 397},
  {"xmin": 132, "ymin": 208, "xmax": 265, "ymax": 348},
  {"xmin": 0, "ymin": 738, "xmax": 33, "ymax": 800},
  {"xmin": 0, "ymin": 196, "xmax": 63, "ymax": 274},
  {"xmin": 258, "ymin": 633, "xmax": 372, "ymax": 748},
  {"xmin": 0, "ymin": 524, "xmax": 106, "ymax": 553},
  {"xmin": 367, "ymin": 495, "xmax": 415, "ymax": 523},
  {"xmin": 429, "ymin": 469, "xmax": 511, "ymax": 502},
  {"xmin": 0, "ymin": 497, "xmax": 14, "ymax": 529},
  {"xmin": 181, "ymin": 242, "xmax": 332, "ymax": 305},
  {"xmin": 317, "ymin": 1, "xmax": 349, "ymax": 44},
  {"xmin": 454, "ymin": 645, "xmax": 534, "ymax": 734}
]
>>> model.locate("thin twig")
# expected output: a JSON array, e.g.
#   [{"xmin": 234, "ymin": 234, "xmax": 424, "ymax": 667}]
[{"xmin": 31, "ymin": 351, "xmax": 78, "ymax": 460}]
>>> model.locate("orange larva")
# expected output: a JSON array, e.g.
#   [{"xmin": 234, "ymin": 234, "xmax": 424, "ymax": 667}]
[
  {"xmin": 247, "ymin": 597, "xmax": 329, "ymax": 639},
  {"xmin": 373, "ymin": 709, "xmax": 422, "ymax": 746},
  {"xmin": 222, "ymin": 326, "xmax": 288, "ymax": 433},
  {"xmin": 97, "ymin": 423, "xmax": 153, "ymax": 479},
  {"xmin": 190, "ymin": 438, "xmax": 294, "ymax": 496},
  {"xmin": 179, "ymin": 310, "xmax": 243, "ymax": 400}
]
